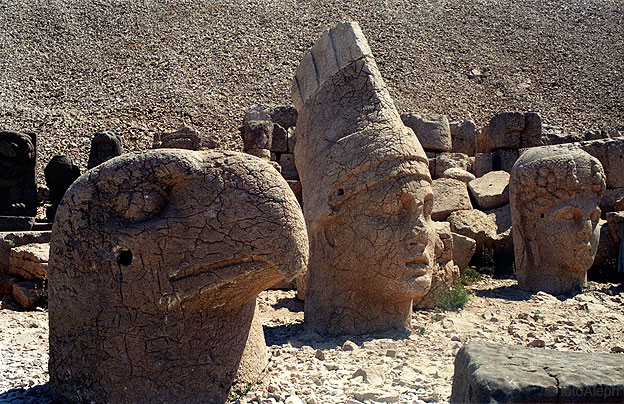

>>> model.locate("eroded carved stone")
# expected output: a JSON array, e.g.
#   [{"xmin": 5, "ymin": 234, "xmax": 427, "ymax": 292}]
[
  {"xmin": 0, "ymin": 131, "xmax": 37, "ymax": 217},
  {"xmin": 152, "ymin": 126, "xmax": 201, "ymax": 150},
  {"xmin": 293, "ymin": 22, "xmax": 435, "ymax": 335},
  {"xmin": 87, "ymin": 129, "xmax": 123, "ymax": 169},
  {"xmin": 510, "ymin": 147, "xmax": 605, "ymax": 294},
  {"xmin": 44, "ymin": 155, "xmax": 80, "ymax": 221},
  {"xmin": 48, "ymin": 149, "xmax": 308, "ymax": 404}
]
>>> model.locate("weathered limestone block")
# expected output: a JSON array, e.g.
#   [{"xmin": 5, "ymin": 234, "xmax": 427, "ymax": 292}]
[
  {"xmin": 441, "ymin": 168, "xmax": 475, "ymax": 183},
  {"xmin": 270, "ymin": 124, "xmax": 288, "ymax": 153},
  {"xmin": 452, "ymin": 233, "xmax": 476, "ymax": 271},
  {"xmin": 87, "ymin": 129, "xmax": 123, "ymax": 169},
  {"xmin": 432, "ymin": 178, "xmax": 472, "ymax": 221},
  {"xmin": 0, "ymin": 231, "xmax": 50, "ymax": 275},
  {"xmin": 510, "ymin": 148, "xmax": 605, "ymax": 294},
  {"xmin": 447, "ymin": 209, "xmax": 505, "ymax": 262},
  {"xmin": 9, "ymin": 243, "xmax": 49, "ymax": 279},
  {"xmin": 48, "ymin": 150, "xmax": 308, "ymax": 404},
  {"xmin": 468, "ymin": 171, "xmax": 510, "ymax": 210},
  {"xmin": 152, "ymin": 127, "xmax": 201, "ymax": 150},
  {"xmin": 590, "ymin": 219, "xmax": 617, "ymax": 274},
  {"xmin": 279, "ymin": 153, "xmax": 299, "ymax": 180},
  {"xmin": 44, "ymin": 155, "xmax": 81, "ymax": 221},
  {"xmin": 12, "ymin": 280, "xmax": 44, "ymax": 310},
  {"xmin": 414, "ymin": 222, "xmax": 460, "ymax": 309},
  {"xmin": 492, "ymin": 148, "xmax": 519, "ymax": 173},
  {"xmin": 0, "ymin": 131, "xmax": 37, "ymax": 218},
  {"xmin": 606, "ymin": 212, "xmax": 624, "ymax": 244},
  {"xmin": 240, "ymin": 119, "xmax": 273, "ymax": 152},
  {"xmin": 435, "ymin": 152, "xmax": 472, "ymax": 178},
  {"xmin": 401, "ymin": 113, "xmax": 452, "ymax": 152},
  {"xmin": 450, "ymin": 120, "xmax": 476, "ymax": 156},
  {"xmin": 451, "ymin": 341, "xmax": 624, "ymax": 404},
  {"xmin": 487, "ymin": 112, "xmax": 542, "ymax": 151},
  {"xmin": 473, "ymin": 153, "xmax": 493, "ymax": 178},
  {"xmin": 600, "ymin": 188, "xmax": 624, "ymax": 217},
  {"xmin": 293, "ymin": 22, "xmax": 435, "ymax": 335},
  {"xmin": 0, "ymin": 274, "xmax": 18, "ymax": 294},
  {"xmin": 270, "ymin": 105, "xmax": 298, "ymax": 130}
]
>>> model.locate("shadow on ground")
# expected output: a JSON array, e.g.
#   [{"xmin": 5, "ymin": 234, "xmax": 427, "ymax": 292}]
[{"xmin": 0, "ymin": 384, "xmax": 53, "ymax": 404}]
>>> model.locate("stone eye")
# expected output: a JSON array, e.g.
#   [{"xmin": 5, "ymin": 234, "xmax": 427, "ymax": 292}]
[
  {"xmin": 555, "ymin": 206, "xmax": 579, "ymax": 222},
  {"xmin": 111, "ymin": 186, "xmax": 168, "ymax": 222}
]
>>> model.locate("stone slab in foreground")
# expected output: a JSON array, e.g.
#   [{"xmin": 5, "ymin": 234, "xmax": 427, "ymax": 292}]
[{"xmin": 451, "ymin": 341, "xmax": 624, "ymax": 403}]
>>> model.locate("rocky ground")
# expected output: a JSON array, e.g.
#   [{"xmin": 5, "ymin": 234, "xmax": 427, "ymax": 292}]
[
  {"xmin": 1, "ymin": 0, "xmax": 622, "ymax": 187},
  {"xmin": 1, "ymin": 277, "xmax": 623, "ymax": 403}
]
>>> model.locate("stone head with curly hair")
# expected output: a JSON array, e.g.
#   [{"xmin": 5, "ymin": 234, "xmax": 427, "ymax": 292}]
[{"xmin": 510, "ymin": 147, "xmax": 605, "ymax": 294}]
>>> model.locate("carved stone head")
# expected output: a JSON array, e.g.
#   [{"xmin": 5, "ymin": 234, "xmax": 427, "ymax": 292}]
[
  {"xmin": 49, "ymin": 149, "xmax": 308, "ymax": 403},
  {"xmin": 293, "ymin": 22, "xmax": 435, "ymax": 335},
  {"xmin": 510, "ymin": 147, "xmax": 605, "ymax": 293},
  {"xmin": 87, "ymin": 129, "xmax": 123, "ymax": 169},
  {"xmin": 0, "ymin": 130, "xmax": 36, "ymax": 216}
]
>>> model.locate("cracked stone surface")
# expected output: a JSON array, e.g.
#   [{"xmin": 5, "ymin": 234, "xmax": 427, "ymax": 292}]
[
  {"xmin": 48, "ymin": 149, "xmax": 308, "ymax": 404},
  {"xmin": 292, "ymin": 22, "xmax": 435, "ymax": 336},
  {"xmin": 510, "ymin": 147, "xmax": 605, "ymax": 294},
  {"xmin": 450, "ymin": 340, "xmax": 624, "ymax": 403}
]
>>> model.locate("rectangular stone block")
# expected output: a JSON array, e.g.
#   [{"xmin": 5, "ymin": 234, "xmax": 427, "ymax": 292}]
[
  {"xmin": 432, "ymin": 178, "xmax": 472, "ymax": 220},
  {"xmin": 0, "ymin": 231, "xmax": 51, "ymax": 275},
  {"xmin": 451, "ymin": 341, "xmax": 624, "ymax": 403},
  {"xmin": 468, "ymin": 171, "xmax": 510, "ymax": 210}
]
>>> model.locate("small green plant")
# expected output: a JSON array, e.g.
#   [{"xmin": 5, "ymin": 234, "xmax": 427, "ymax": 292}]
[
  {"xmin": 460, "ymin": 266, "xmax": 482, "ymax": 285},
  {"xmin": 35, "ymin": 279, "xmax": 48, "ymax": 309},
  {"xmin": 434, "ymin": 282, "xmax": 473, "ymax": 311},
  {"xmin": 416, "ymin": 326, "xmax": 428, "ymax": 336}
]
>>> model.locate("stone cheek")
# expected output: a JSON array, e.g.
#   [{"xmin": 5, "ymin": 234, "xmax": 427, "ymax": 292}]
[{"xmin": 48, "ymin": 150, "xmax": 308, "ymax": 404}]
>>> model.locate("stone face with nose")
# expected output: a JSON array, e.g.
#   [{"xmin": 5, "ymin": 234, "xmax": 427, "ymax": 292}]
[
  {"xmin": 293, "ymin": 23, "xmax": 435, "ymax": 335},
  {"xmin": 48, "ymin": 149, "xmax": 308, "ymax": 404},
  {"xmin": 510, "ymin": 147, "xmax": 605, "ymax": 294}
]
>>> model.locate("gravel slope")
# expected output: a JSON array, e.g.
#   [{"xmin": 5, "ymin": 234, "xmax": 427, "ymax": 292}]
[{"xmin": 1, "ymin": 0, "xmax": 622, "ymax": 185}]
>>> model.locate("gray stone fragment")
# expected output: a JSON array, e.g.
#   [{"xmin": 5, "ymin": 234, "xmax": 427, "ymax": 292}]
[
  {"xmin": 451, "ymin": 233, "xmax": 476, "ymax": 271},
  {"xmin": 450, "ymin": 120, "xmax": 476, "ymax": 156},
  {"xmin": 152, "ymin": 127, "xmax": 201, "ymax": 150},
  {"xmin": 0, "ymin": 231, "xmax": 51, "ymax": 275},
  {"xmin": 436, "ymin": 152, "xmax": 472, "ymax": 178},
  {"xmin": 441, "ymin": 167, "xmax": 475, "ymax": 183},
  {"xmin": 451, "ymin": 341, "xmax": 624, "ymax": 403},
  {"xmin": 473, "ymin": 153, "xmax": 493, "ymax": 178},
  {"xmin": 468, "ymin": 171, "xmax": 510, "ymax": 210},
  {"xmin": 487, "ymin": 112, "xmax": 542, "ymax": 151},
  {"xmin": 401, "ymin": 112, "xmax": 452, "ymax": 152}
]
